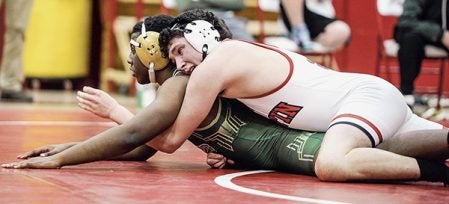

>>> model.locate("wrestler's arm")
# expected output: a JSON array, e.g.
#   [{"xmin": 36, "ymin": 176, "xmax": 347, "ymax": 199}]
[
  {"xmin": 154, "ymin": 60, "xmax": 228, "ymax": 152},
  {"xmin": 2, "ymin": 76, "xmax": 189, "ymax": 169},
  {"xmin": 109, "ymin": 145, "xmax": 158, "ymax": 161},
  {"xmin": 76, "ymin": 86, "xmax": 162, "ymax": 160},
  {"xmin": 17, "ymin": 141, "xmax": 158, "ymax": 161},
  {"xmin": 17, "ymin": 86, "xmax": 149, "ymax": 160}
]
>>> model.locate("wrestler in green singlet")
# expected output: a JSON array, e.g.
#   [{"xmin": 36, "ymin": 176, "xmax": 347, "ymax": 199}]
[{"xmin": 189, "ymin": 98, "xmax": 324, "ymax": 176}]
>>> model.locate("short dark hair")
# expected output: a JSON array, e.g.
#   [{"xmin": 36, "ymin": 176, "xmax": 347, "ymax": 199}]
[
  {"xmin": 159, "ymin": 9, "xmax": 232, "ymax": 58},
  {"xmin": 132, "ymin": 14, "xmax": 174, "ymax": 35}
]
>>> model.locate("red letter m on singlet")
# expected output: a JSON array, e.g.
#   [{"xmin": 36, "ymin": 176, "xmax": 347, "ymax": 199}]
[{"xmin": 268, "ymin": 102, "xmax": 302, "ymax": 125}]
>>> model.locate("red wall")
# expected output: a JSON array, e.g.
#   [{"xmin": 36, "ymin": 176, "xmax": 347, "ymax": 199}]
[{"xmin": 334, "ymin": 0, "xmax": 378, "ymax": 74}]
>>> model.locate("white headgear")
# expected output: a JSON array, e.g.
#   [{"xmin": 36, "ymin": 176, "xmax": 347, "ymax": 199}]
[{"xmin": 182, "ymin": 20, "xmax": 221, "ymax": 59}]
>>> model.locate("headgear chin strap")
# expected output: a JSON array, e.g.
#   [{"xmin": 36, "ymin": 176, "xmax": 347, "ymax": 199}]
[
  {"xmin": 183, "ymin": 20, "xmax": 221, "ymax": 60},
  {"xmin": 130, "ymin": 23, "xmax": 169, "ymax": 84}
]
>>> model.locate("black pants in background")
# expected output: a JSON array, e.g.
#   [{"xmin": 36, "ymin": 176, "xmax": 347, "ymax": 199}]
[{"xmin": 395, "ymin": 30, "xmax": 448, "ymax": 95}]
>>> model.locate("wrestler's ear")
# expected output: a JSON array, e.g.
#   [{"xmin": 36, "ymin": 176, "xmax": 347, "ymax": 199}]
[{"xmin": 134, "ymin": 30, "xmax": 169, "ymax": 71}]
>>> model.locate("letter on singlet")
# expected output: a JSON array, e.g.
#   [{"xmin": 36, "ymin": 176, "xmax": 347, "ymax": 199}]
[{"xmin": 268, "ymin": 102, "xmax": 302, "ymax": 125}]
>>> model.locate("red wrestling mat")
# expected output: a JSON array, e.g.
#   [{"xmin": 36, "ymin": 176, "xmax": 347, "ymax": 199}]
[{"xmin": 1, "ymin": 104, "xmax": 448, "ymax": 204}]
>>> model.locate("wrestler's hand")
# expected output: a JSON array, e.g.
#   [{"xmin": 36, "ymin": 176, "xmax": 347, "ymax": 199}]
[
  {"xmin": 2, "ymin": 156, "xmax": 61, "ymax": 169},
  {"xmin": 206, "ymin": 153, "xmax": 235, "ymax": 169},
  {"xmin": 77, "ymin": 86, "xmax": 120, "ymax": 120},
  {"xmin": 16, "ymin": 142, "xmax": 78, "ymax": 159}
]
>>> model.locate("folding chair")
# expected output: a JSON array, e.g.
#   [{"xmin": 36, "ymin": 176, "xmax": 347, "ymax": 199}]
[
  {"xmin": 375, "ymin": 0, "xmax": 448, "ymax": 109},
  {"xmin": 255, "ymin": 0, "xmax": 335, "ymax": 69}
]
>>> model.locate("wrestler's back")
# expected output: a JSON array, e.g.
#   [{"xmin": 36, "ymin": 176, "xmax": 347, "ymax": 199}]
[{"xmin": 227, "ymin": 41, "xmax": 379, "ymax": 131}]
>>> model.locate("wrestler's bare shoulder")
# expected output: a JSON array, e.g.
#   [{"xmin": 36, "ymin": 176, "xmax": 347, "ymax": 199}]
[
  {"xmin": 205, "ymin": 41, "xmax": 272, "ymax": 69},
  {"xmin": 159, "ymin": 75, "xmax": 189, "ymax": 94},
  {"xmin": 214, "ymin": 40, "xmax": 258, "ymax": 53}
]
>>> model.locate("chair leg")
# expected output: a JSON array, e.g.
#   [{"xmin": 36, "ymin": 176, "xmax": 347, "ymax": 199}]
[
  {"xmin": 436, "ymin": 58, "xmax": 446, "ymax": 110},
  {"xmin": 374, "ymin": 55, "xmax": 381, "ymax": 76},
  {"xmin": 385, "ymin": 57, "xmax": 394, "ymax": 83},
  {"xmin": 327, "ymin": 53, "xmax": 333, "ymax": 69},
  {"xmin": 320, "ymin": 54, "xmax": 326, "ymax": 67}
]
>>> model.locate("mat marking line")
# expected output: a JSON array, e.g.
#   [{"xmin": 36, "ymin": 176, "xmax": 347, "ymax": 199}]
[{"xmin": 215, "ymin": 170, "xmax": 349, "ymax": 204}]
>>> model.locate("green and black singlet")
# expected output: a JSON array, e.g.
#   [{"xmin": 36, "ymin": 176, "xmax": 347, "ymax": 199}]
[{"xmin": 188, "ymin": 98, "xmax": 324, "ymax": 176}]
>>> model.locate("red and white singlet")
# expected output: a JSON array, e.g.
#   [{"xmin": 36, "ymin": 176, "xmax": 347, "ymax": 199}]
[{"xmin": 238, "ymin": 42, "xmax": 443, "ymax": 146}]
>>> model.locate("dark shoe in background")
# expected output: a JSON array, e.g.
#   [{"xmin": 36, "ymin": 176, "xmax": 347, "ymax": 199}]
[{"xmin": 1, "ymin": 91, "xmax": 33, "ymax": 102}]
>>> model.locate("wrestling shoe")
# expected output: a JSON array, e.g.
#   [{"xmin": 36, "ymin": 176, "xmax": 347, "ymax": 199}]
[{"xmin": 1, "ymin": 91, "xmax": 33, "ymax": 102}]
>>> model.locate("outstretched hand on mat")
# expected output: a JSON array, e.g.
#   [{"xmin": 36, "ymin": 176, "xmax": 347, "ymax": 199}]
[
  {"xmin": 2, "ymin": 156, "xmax": 61, "ymax": 169},
  {"xmin": 16, "ymin": 142, "xmax": 78, "ymax": 159}
]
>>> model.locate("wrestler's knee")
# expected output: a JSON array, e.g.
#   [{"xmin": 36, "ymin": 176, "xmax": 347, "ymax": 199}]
[
  {"xmin": 314, "ymin": 153, "xmax": 348, "ymax": 182},
  {"xmin": 313, "ymin": 125, "xmax": 372, "ymax": 181},
  {"xmin": 318, "ymin": 20, "xmax": 351, "ymax": 50}
]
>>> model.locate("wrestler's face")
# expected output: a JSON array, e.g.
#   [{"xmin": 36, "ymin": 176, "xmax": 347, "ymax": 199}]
[
  {"xmin": 128, "ymin": 33, "xmax": 150, "ymax": 84},
  {"xmin": 168, "ymin": 37, "xmax": 202, "ymax": 74}
]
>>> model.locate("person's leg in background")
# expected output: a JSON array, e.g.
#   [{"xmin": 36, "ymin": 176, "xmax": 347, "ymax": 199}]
[
  {"xmin": 279, "ymin": 0, "xmax": 350, "ymax": 70},
  {"xmin": 303, "ymin": 5, "xmax": 350, "ymax": 70},
  {"xmin": 304, "ymin": 6, "xmax": 351, "ymax": 52},
  {"xmin": 397, "ymin": 32, "xmax": 426, "ymax": 107},
  {"xmin": 0, "ymin": 0, "xmax": 33, "ymax": 102}
]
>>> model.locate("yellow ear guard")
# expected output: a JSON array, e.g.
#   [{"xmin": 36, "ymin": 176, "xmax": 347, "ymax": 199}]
[
  {"xmin": 134, "ymin": 31, "xmax": 168, "ymax": 71},
  {"xmin": 130, "ymin": 23, "xmax": 169, "ymax": 84}
]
